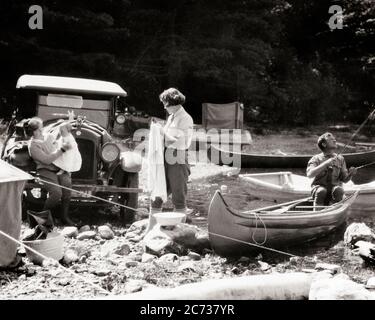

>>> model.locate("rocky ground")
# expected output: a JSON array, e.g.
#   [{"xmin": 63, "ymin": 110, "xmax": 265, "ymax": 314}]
[
  {"xmin": 0, "ymin": 158, "xmax": 242, "ymax": 299},
  {"xmin": 1, "ymin": 126, "xmax": 375, "ymax": 299}
]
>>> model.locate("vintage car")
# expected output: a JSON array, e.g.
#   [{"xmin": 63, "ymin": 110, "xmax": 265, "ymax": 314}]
[{"xmin": 1, "ymin": 75, "xmax": 150, "ymax": 223}]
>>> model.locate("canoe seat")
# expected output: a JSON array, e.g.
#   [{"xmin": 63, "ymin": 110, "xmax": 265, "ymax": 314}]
[{"xmin": 295, "ymin": 206, "xmax": 329, "ymax": 209}]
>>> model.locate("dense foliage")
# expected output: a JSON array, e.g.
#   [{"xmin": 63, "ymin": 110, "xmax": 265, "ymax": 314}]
[{"xmin": 0, "ymin": 0, "xmax": 373, "ymax": 125}]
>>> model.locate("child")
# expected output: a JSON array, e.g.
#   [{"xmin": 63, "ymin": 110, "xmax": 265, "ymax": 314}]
[{"xmin": 53, "ymin": 122, "xmax": 82, "ymax": 174}]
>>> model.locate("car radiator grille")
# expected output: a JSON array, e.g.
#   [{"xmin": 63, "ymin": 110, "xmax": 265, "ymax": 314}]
[{"xmin": 72, "ymin": 138, "xmax": 96, "ymax": 181}]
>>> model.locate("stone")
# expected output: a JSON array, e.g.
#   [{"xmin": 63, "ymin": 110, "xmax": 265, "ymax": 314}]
[
  {"xmin": 77, "ymin": 231, "xmax": 96, "ymax": 240},
  {"xmin": 187, "ymin": 251, "xmax": 201, "ymax": 261},
  {"xmin": 365, "ymin": 277, "xmax": 375, "ymax": 290},
  {"xmin": 69, "ymin": 243, "xmax": 92, "ymax": 260},
  {"xmin": 158, "ymin": 253, "xmax": 179, "ymax": 264},
  {"xmin": 309, "ymin": 278, "xmax": 374, "ymax": 300},
  {"xmin": 79, "ymin": 225, "xmax": 91, "ymax": 233},
  {"xmin": 125, "ymin": 219, "xmax": 149, "ymax": 241},
  {"xmin": 177, "ymin": 261, "xmax": 197, "ymax": 273},
  {"xmin": 18, "ymin": 274, "xmax": 27, "ymax": 281},
  {"xmin": 125, "ymin": 280, "xmax": 145, "ymax": 294},
  {"xmin": 17, "ymin": 246, "xmax": 26, "ymax": 256},
  {"xmin": 255, "ymin": 254, "xmax": 263, "ymax": 260},
  {"xmin": 124, "ymin": 260, "xmax": 139, "ymax": 268},
  {"xmin": 231, "ymin": 267, "xmax": 240, "ymax": 275},
  {"xmin": 142, "ymin": 224, "xmax": 210, "ymax": 256},
  {"xmin": 258, "ymin": 261, "xmax": 271, "ymax": 271},
  {"xmin": 41, "ymin": 258, "xmax": 59, "ymax": 268},
  {"xmin": 135, "ymin": 208, "xmax": 149, "ymax": 219},
  {"xmin": 343, "ymin": 223, "xmax": 375, "ymax": 246},
  {"xmin": 100, "ymin": 242, "xmax": 131, "ymax": 258},
  {"xmin": 180, "ymin": 255, "xmax": 192, "ymax": 261},
  {"xmin": 115, "ymin": 229, "xmax": 127, "ymax": 237},
  {"xmin": 315, "ymin": 263, "xmax": 342, "ymax": 275},
  {"xmin": 93, "ymin": 269, "xmax": 111, "ymax": 277},
  {"xmin": 114, "ymin": 244, "xmax": 131, "ymax": 256},
  {"xmin": 301, "ymin": 269, "xmax": 316, "ymax": 274},
  {"xmin": 354, "ymin": 241, "xmax": 375, "ymax": 263},
  {"xmin": 334, "ymin": 273, "xmax": 350, "ymax": 281},
  {"xmin": 98, "ymin": 225, "xmax": 115, "ymax": 240},
  {"xmin": 26, "ymin": 266, "xmax": 36, "ymax": 276},
  {"xmin": 57, "ymin": 278, "xmax": 70, "ymax": 286},
  {"xmin": 61, "ymin": 227, "xmax": 78, "ymax": 238},
  {"xmin": 354, "ymin": 240, "xmax": 375, "ymax": 250},
  {"xmin": 107, "ymin": 256, "xmax": 121, "ymax": 266},
  {"xmin": 237, "ymin": 256, "xmax": 251, "ymax": 263},
  {"xmin": 62, "ymin": 249, "xmax": 79, "ymax": 265},
  {"xmin": 311, "ymin": 271, "xmax": 333, "ymax": 282},
  {"xmin": 144, "ymin": 236, "xmax": 175, "ymax": 256},
  {"xmin": 289, "ymin": 256, "xmax": 302, "ymax": 266},
  {"xmin": 128, "ymin": 252, "xmax": 142, "ymax": 262},
  {"xmin": 141, "ymin": 253, "xmax": 157, "ymax": 263},
  {"xmin": 220, "ymin": 185, "xmax": 228, "ymax": 192}
]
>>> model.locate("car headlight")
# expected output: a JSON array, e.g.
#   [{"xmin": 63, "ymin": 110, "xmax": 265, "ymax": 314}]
[
  {"xmin": 100, "ymin": 142, "xmax": 120, "ymax": 163},
  {"xmin": 116, "ymin": 114, "xmax": 126, "ymax": 124}
]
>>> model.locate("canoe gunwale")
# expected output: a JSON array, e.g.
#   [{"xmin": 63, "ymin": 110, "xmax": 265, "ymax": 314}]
[
  {"xmin": 213, "ymin": 190, "xmax": 359, "ymax": 221},
  {"xmin": 210, "ymin": 144, "xmax": 375, "ymax": 168},
  {"xmin": 211, "ymin": 144, "xmax": 375, "ymax": 159},
  {"xmin": 239, "ymin": 172, "xmax": 375, "ymax": 196},
  {"xmin": 207, "ymin": 190, "xmax": 358, "ymax": 255}
]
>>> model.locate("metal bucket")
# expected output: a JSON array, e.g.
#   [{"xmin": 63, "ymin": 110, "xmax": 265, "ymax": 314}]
[{"xmin": 23, "ymin": 232, "xmax": 64, "ymax": 265}]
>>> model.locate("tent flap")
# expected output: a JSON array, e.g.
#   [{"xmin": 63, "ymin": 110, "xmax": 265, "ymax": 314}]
[{"xmin": 202, "ymin": 102, "xmax": 243, "ymax": 129}]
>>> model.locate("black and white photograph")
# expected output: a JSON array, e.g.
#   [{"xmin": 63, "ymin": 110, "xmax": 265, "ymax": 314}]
[{"xmin": 0, "ymin": 0, "xmax": 375, "ymax": 305}]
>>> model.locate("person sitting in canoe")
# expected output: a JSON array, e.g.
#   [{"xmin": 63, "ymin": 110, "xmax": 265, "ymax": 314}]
[{"xmin": 306, "ymin": 132, "xmax": 357, "ymax": 206}]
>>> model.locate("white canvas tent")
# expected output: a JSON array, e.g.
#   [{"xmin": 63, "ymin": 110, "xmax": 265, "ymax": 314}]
[
  {"xmin": 0, "ymin": 160, "xmax": 33, "ymax": 267},
  {"xmin": 202, "ymin": 102, "xmax": 244, "ymax": 130}
]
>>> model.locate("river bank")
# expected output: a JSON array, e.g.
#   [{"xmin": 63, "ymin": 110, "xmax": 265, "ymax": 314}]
[{"xmin": 1, "ymin": 127, "xmax": 375, "ymax": 299}]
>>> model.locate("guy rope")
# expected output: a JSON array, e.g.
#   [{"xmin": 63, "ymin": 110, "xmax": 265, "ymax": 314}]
[
  {"xmin": 40, "ymin": 178, "xmax": 300, "ymax": 258},
  {"xmin": 34, "ymin": 176, "xmax": 299, "ymax": 258},
  {"xmin": 0, "ymin": 172, "xmax": 300, "ymax": 297},
  {"xmin": 0, "ymin": 229, "xmax": 111, "ymax": 295}
]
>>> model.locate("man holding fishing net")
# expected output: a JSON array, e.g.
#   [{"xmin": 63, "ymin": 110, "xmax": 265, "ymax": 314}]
[{"xmin": 306, "ymin": 132, "xmax": 357, "ymax": 206}]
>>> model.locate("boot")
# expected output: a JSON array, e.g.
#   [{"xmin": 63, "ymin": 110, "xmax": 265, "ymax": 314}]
[{"xmin": 60, "ymin": 199, "xmax": 76, "ymax": 226}]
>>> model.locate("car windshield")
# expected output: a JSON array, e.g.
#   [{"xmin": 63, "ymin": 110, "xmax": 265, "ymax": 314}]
[{"xmin": 37, "ymin": 94, "xmax": 112, "ymax": 128}]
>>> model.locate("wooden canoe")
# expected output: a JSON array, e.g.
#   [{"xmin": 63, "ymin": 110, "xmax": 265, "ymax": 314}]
[
  {"xmin": 239, "ymin": 171, "xmax": 375, "ymax": 213},
  {"xmin": 208, "ymin": 190, "xmax": 358, "ymax": 257},
  {"xmin": 209, "ymin": 144, "xmax": 375, "ymax": 168}
]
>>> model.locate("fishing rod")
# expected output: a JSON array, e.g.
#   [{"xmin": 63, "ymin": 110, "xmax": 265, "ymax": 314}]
[
  {"xmin": 355, "ymin": 160, "xmax": 375, "ymax": 170},
  {"xmin": 339, "ymin": 106, "xmax": 375, "ymax": 155}
]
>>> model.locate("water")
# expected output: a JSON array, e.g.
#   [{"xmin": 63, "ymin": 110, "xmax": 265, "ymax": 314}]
[{"xmin": 188, "ymin": 166, "xmax": 375, "ymax": 268}]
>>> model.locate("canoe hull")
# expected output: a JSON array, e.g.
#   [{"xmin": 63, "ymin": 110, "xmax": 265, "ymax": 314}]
[
  {"xmin": 239, "ymin": 172, "xmax": 375, "ymax": 213},
  {"xmin": 209, "ymin": 145, "xmax": 375, "ymax": 168},
  {"xmin": 208, "ymin": 191, "xmax": 357, "ymax": 257}
]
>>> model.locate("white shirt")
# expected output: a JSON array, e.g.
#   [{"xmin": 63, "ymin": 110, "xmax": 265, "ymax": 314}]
[
  {"xmin": 53, "ymin": 134, "xmax": 82, "ymax": 172},
  {"xmin": 147, "ymin": 122, "xmax": 167, "ymax": 201},
  {"xmin": 164, "ymin": 106, "xmax": 194, "ymax": 150}
]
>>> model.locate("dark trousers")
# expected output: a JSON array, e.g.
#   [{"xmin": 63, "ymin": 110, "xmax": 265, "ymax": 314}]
[
  {"xmin": 151, "ymin": 150, "xmax": 190, "ymax": 210},
  {"xmin": 312, "ymin": 185, "xmax": 344, "ymax": 206},
  {"xmin": 38, "ymin": 169, "xmax": 72, "ymax": 211}
]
